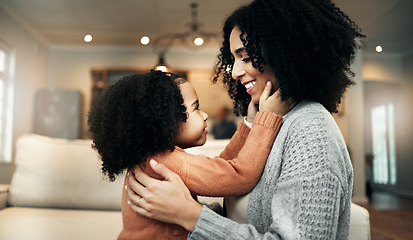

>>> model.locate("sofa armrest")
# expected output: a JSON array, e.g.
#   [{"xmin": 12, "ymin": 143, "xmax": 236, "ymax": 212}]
[
  {"xmin": 349, "ymin": 202, "xmax": 370, "ymax": 240},
  {"xmin": 0, "ymin": 184, "xmax": 10, "ymax": 209}
]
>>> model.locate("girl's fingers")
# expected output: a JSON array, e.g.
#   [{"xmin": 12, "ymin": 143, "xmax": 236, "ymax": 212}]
[
  {"xmin": 260, "ymin": 81, "xmax": 272, "ymax": 102},
  {"xmin": 286, "ymin": 98, "xmax": 298, "ymax": 109},
  {"xmin": 246, "ymin": 100, "xmax": 258, "ymax": 123}
]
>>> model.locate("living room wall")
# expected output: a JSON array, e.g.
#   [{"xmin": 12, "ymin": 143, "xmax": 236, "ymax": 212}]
[
  {"xmin": 0, "ymin": 8, "xmax": 48, "ymax": 183},
  {"xmin": 398, "ymin": 53, "xmax": 413, "ymax": 196},
  {"xmin": 362, "ymin": 52, "xmax": 413, "ymax": 198},
  {"xmin": 46, "ymin": 45, "xmax": 223, "ymax": 138}
]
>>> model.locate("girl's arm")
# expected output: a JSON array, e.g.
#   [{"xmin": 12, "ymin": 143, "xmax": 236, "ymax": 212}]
[
  {"xmin": 217, "ymin": 100, "xmax": 259, "ymax": 160},
  {"xmin": 214, "ymin": 117, "xmax": 250, "ymax": 161},
  {"xmin": 134, "ymin": 84, "xmax": 294, "ymax": 196},
  {"xmin": 134, "ymin": 110, "xmax": 281, "ymax": 196},
  {"xmin": 159, "ymin": 110, "xmax": 282, "ymax": 196}
]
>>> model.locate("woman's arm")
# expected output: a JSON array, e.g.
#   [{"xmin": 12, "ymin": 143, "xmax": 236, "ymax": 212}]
[{"xmin": 128, "ymin": 163, "xmax": 345, "ymax": 240}]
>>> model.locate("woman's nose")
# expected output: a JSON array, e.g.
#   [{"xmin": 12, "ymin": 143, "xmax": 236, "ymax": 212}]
[{"xmin": 231, "ymin": 60, "xmax": 246, "ymax": 80}]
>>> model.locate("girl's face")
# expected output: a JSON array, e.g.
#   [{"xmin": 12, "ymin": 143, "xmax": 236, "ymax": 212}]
[
  {"xmin": 229, "ymin": 26, "xmax": 279, "ymax": 105},
  {"xmin": 174, "ymin": 82, "xmax": 209, "ymax": 149}
]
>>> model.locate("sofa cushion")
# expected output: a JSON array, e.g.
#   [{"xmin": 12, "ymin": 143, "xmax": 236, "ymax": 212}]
[
  {"xmin": 0, "ymin": 207, "xmax": 122, "ymax": 240},
  {"xmin": 8, "ymin": 134, "xmax": 123, "ymax": 210}
]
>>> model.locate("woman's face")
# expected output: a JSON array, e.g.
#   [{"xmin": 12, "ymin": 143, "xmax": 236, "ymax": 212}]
[
  {"xmin": 229, "ymin": 26, "xmax": 279, "ymax": 105},
  {"xmin": 174, "ymin": 82, "xmax": 209, "ymax": 149}
]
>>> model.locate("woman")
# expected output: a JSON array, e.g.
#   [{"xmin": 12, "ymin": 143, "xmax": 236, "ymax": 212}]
[{"xmin": 126, "ymin": 0, "xmax": 365, "ymax": 239}]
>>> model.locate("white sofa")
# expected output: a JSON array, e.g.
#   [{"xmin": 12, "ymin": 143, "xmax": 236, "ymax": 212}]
[
  {"xmin": 0, "ymin": 134, "xmax": 370, "ymax": 240},
  {"xmin": 0, "ymin": 134, "xmax": 124, "ymax": 240}
]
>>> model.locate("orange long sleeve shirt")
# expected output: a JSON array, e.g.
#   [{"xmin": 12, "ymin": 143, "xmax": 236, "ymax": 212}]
[{"xmin": 118, "ymin": 111, "xmax": 283, "ymax": 240}]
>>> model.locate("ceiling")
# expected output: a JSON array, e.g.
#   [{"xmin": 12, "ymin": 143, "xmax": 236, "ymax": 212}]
[{"xmin": 1, "ymin": 0, "xmax": 412, "ymax": 55}]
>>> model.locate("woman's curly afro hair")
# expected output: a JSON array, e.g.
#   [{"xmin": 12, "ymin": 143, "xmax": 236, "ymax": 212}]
[
  {"xmin": 213, "ymin": 0, "xmax": 366, "ymax": 115},
  {"xmin": 88, "ymin": 71, "xmax": 187, "ymax": 181}
]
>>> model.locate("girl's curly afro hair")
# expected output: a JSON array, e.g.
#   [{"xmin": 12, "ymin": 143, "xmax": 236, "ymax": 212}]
[
  {"xmin": 88, "ymin": 71, "xmax": 187, "ymax": 181},
  {"xmin": 213, "ymin": 0, "xmax": 366, "ymax": 115}
]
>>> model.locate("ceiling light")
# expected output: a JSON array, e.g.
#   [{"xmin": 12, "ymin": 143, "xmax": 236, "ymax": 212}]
[
  {"xmin": 152, "ymin": 2, "xmax": 220, "ymax": 70},
  {"xmin": 153, "ymin": 3, "xmax": 219, "ymax": 50},
  {"xmin": 376, "ymin": 45, "xmax": 383, "ymax": 53},
  {"xmin": 84, "ymin": 34, "xmax": 93, "ymax": 43},
  {"xmin": 140, "ymin": 36, "xmax": 150, "ymax": 45},
  {"xmin": 194, "ymin": 37, "xmax": 204, "ymax": 46},
  {"xmin": 153, "ymin": 53, "xmax": 172, "ymax": 73}
]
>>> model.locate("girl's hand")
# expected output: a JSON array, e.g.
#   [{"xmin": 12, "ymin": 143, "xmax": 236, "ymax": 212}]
[
  {"xmin": 259, "ymin": 81, "xmax": 296, "ymax": 116},
  {"xmin": 126, "ymin": 160, "xmax": 202, "ymax": 232},
  {"xmin": 246, "ymin": 100, "xmax": 258, "ymax": 124}
]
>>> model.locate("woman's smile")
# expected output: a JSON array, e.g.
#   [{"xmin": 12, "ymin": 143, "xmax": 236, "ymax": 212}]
[{"xmin": 244, "ymin": 80, "xmax": 257, "ymax": 93}]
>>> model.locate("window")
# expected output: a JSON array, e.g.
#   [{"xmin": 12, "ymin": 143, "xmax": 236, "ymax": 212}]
[
  {"xmin": 0, "ymin": 40, "xmax": 14, "ymax": 162},
  {"xmin": 371, "ymin": 103, "xmax": 397, "ymax": 185}
]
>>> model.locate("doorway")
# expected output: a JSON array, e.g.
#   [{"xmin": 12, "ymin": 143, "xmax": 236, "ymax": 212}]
[{"xmin": 364, "ymin": 81, "xmax": 400, "ymax": 194}]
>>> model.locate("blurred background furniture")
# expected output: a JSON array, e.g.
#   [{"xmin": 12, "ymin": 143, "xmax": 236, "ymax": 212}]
[
  {"xmin": 0, "ymin": 134, "xmax": 123, "ymax": 240},
  {"xmin": 0, "ymin": 134, "xmax": 370, "ymax": 240},
  {"xmin": 33, "ymin": 88, "xmax": 81, "ymax": 139}
]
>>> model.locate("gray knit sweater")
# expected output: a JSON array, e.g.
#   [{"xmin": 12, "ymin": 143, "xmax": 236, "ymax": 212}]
[{"xmin": 188, "ymin": 101, "xmax": 353, "ymax": 240}]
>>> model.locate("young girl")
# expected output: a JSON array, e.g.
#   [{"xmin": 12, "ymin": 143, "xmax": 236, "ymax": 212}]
[{"xmin": 87, "ymin": 70, "xmax": 293, "ymax": 239}]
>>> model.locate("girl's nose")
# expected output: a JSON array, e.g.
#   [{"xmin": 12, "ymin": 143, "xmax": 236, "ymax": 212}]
[{"xmin": 202, "ymin": 111, "xmax": 208, "ymax": 121}]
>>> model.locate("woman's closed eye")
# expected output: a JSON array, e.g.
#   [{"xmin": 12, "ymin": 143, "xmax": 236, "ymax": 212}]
[
  {"xmin": 241, "ymin": 57, "xmax": 251, "ymax": 63},
  {"xmin": 240, "ymin": 49, "xmax": 250, "ymax": 62},
  {"xmin": 232, "ymin": 47, "xmax": 251, "ymax": 63}
]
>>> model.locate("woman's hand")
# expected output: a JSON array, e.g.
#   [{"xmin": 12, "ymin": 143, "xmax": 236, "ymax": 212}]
[
  {"xmin": 126, "ymin": 160, "xmax": 202, "ymax": 232},
  {"xmin": 259, "ymin": 81, "xmax": 296, "ymax": 116}
]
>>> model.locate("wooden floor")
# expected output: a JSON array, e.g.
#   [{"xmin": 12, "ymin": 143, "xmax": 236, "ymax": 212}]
[
  {"xmin": 361, "ymin": 191, "xmax": 413, "ymax": 240},
  {"xmin": 368, "ymin": 191, "xmax": 413, "ymax": 210}
]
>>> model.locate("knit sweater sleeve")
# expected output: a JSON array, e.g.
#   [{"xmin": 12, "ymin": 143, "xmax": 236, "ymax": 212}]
[
  {"xmin": 190, "ymin": 174, "xmax": 343, "ymax": 240},
  {"xmin": 188, "ymin": 107, "xmax": 352, "ymax": 239}
]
